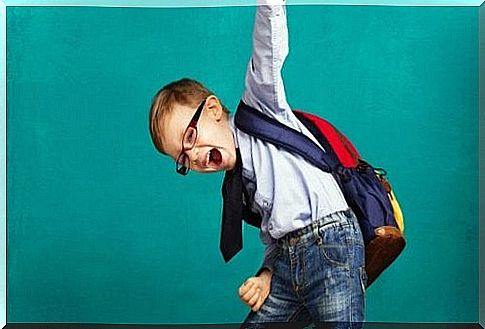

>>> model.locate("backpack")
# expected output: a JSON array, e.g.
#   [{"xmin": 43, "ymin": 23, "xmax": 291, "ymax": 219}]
[{"xmin": 235, "ymin": 101, "xmax": 406, "ymax": 287}]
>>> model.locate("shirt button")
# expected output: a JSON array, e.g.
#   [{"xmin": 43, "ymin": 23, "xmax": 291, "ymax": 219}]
[
  {"xmin": 263, "ymin": 201, "xmax": 269, "ymax": 208},
  {"xmin": 268, "ymin": 223, "xmax": 273, "ymax": 230}
]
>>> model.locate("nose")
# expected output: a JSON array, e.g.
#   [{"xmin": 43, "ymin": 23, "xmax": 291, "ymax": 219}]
[{"xmin": 185, "ymin": 148, "xmax": 200, "ymax": 166}]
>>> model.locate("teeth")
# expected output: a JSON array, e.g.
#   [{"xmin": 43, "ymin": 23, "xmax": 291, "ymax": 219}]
[{"xmin": 206, "ymin": 150, "xmax": 211, "ymax": 165}]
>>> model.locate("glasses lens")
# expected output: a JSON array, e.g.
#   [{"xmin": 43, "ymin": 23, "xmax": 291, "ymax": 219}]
[
  {"xmin": 176, "ymin": 153, "xmax": 190, "ymax": 175},
  {"xmin": 183, "ymin": 127, "xmax": 197, "ymax": 150}
]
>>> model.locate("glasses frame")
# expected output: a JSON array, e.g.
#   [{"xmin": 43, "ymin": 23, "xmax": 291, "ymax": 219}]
[{"xmin": 175, "ymin": 98, "xmax": 207, "ymax": 175}]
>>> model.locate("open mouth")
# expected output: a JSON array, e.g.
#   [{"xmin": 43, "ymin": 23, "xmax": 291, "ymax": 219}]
[{"xmin": 206, "ymin": 148, "xmax": 222, "ymax": 167}]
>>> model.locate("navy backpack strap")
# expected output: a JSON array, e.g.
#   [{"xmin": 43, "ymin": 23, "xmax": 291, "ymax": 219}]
[{"xmin": 235, "ymin": 101, "xmax": 336, "ymax": 173}]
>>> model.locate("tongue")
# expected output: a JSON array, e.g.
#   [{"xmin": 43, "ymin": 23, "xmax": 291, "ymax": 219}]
[{"xmin": 209, "ymin": 148, "xmax": 222, "ymax": 166}]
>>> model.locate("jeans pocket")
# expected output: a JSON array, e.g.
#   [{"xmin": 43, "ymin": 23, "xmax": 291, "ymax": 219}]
[{"xmin": 317, "ymin": 223, "xmax": 353, "ymax": 267}]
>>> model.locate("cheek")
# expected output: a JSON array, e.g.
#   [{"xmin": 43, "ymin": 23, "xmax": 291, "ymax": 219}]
[
  {"xmin": 197, "ymin": 115, "xmax": 233, "ymax": 149},
  {"xmin": 197, "ymin": 121, "xmax": 219, "ymax": 144}
]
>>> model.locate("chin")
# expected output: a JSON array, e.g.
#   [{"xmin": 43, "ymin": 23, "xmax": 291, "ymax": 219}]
[{"xmin": 199, "ymin": 163, "xmax": 234, "ymax": 174}]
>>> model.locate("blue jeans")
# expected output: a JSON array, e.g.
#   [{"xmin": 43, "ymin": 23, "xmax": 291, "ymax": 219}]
[{"xmin": 241, "ymin": 209, "xmax": 367, "ymax": 329}]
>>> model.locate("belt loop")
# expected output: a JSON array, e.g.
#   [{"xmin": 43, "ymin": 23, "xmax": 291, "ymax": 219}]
[
  {"xmin": 312, "ymin": 218, "xmax": 322, "ymax": 245},
  {"xmin": 311, "ymin": 220, "xmax": 318, "ymax": 231},
  {"xmin": 311, "ymin": 220, "xmax": 318, "ymax": 238}
]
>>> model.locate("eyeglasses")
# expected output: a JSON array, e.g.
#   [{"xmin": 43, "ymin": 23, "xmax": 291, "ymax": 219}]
[{"xmin": 176, "ymin": 98, "xmax": 207, "ymax": 175}]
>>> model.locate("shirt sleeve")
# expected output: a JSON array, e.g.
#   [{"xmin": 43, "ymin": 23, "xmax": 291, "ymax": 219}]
[
  {"xmin": 242, "ymin": 0, "xmax": 293, "ymax": 122},
  {"xmin": 255, "ymin": 230, "xmax": 279, "ymax": 276}
]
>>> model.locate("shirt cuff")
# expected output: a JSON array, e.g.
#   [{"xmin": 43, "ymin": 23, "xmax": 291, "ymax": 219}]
[{"xmin": 256, "ymin": 241, "xmax": 279, "ymax": 276}]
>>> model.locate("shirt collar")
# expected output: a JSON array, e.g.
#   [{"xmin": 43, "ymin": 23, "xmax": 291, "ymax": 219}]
[{"xmin": 228, "ymin": 113, "xmax": 239, "ymax": 149}]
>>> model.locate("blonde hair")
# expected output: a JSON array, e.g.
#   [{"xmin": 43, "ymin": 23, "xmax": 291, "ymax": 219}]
[{"xmin": 148, "ymin": 78, "xmax": 228, "ymax": 155}]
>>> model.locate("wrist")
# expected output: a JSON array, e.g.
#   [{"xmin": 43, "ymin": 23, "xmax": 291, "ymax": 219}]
[{"xmin": 258, "ymin": 268, "xmax": 272, "ymax": 283}]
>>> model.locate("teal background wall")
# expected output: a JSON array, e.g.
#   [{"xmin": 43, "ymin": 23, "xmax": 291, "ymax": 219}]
[{"xmin": 6, "ymin": 4, "xmax": 478, "ymax": 324}]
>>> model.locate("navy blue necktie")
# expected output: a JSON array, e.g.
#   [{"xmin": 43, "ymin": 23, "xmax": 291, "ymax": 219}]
[{"xmin": 220, "ymin": 148, "xmax": 244, "ymax": 262}]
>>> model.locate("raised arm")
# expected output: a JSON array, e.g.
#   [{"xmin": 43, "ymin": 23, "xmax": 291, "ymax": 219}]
[{"xmin": 242, "ymin": 0, "xmax": 292, "ymax": 120}]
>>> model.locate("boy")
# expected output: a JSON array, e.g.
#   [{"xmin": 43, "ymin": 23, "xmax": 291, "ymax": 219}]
[{"xmin": 148, "ymin": 1, "xmax": 367, "ymax": 327}]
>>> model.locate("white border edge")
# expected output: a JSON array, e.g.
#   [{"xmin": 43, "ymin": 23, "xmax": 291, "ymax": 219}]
[
  {"xmin": 0, "ymin": 0, "xmax": 6, "ymax": 327},
  {"xmin": 1, "ymin": 1, "xmax": 484, "ymax": 7},
  {"xmin": 1, "ymin": 1, "xmax": 482, "ymax": 328}
]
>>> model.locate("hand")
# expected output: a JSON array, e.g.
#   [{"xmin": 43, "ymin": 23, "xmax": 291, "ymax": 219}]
[{"xmin": 238, "ymin": 269, "xmax": 272, "ymax": 312}]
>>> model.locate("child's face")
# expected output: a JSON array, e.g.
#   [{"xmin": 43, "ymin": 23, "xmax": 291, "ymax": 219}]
[{"xmin": 161, "ymin": 95, "xmax": 237, "ymax": 174}]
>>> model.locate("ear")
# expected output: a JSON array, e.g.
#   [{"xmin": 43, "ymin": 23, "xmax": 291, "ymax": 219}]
[{"xmin": 205, "ymin": 95, "xmax": 224, "ymax": 122}]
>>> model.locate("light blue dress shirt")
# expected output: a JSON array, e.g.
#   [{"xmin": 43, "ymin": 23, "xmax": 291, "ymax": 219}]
[{"xmin": 228, "ymin": 2, "xmax": 349, "ymax": 271}]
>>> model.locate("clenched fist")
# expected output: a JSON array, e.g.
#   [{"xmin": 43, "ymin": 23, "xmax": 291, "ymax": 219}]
[{"xmin": 238, "ymin": 269, "xmax": 272, "ymax": 312}]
